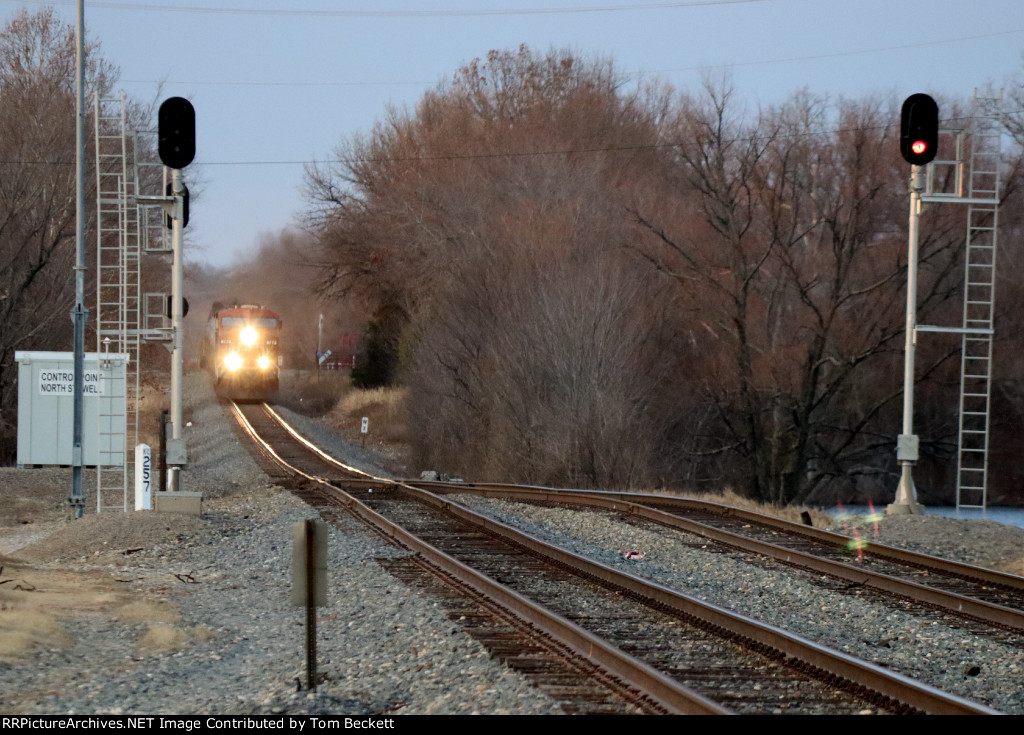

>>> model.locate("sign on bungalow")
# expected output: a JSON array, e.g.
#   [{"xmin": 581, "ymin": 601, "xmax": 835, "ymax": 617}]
[{"xmin": 38, "ymin": 369, "xmax": 105, "ymax": 396}]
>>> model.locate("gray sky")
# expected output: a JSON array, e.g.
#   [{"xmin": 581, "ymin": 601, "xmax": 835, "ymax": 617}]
[{"xmin": 7, "ymin": 0, "xmax": 1024, "ymax": 267}]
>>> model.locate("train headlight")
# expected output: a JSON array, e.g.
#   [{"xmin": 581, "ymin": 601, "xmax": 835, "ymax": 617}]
[
  {"xmin": 257, "ymin": 355, "xmax": 271, "ymax": 370},
  {"xmin": 224, "ymin": 352, "xmax": 243, "ymax": 372},
  {"xmin": 240, "ymin": 326, "xmax": 258, "ymax": 346}
]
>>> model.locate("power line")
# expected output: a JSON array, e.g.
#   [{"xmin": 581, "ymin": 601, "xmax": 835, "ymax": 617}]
[
  {"xmin": 643, "ymin": 28, "xmax": 1024, "ymax": 75},
  {"xmin": 115, "ymin": 27, "xmax": 1024, "ymax": 90},
  {"xmin": 6, "ymin": 0, "xmax": 785, "ymax": 19},
  {"xmin": 120, "ymin": 78, "xmax": 434, "ymax": 88},
  {"xmin": 3, "ymin": 111, "xmax": 1013, "ymax": 168}
]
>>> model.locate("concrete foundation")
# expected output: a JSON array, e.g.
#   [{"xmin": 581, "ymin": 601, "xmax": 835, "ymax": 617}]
[
  {"xmin": 886, "ymin": 501, "xmax": 924, "ymax": 516},
  {"xmin": 155, "ymin": 491, "xmax": 203, "ymax": 516}
]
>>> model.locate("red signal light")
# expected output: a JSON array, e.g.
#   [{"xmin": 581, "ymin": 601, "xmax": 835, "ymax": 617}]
[{"xmin": 900, "ymin": 94, "xmax": 939, "ymax": 165}]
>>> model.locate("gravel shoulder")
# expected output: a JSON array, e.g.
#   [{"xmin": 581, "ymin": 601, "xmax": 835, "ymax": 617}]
[
  {"xmin": 447, "ymin": 494, "xmax": 1024, "ymax": 714},
  {"xmin": 0, "ymin": 373, "xmax": 560, "ymax": 716},
  {"xmin": 3, "ymin": 372, "xmax": 1024, "ymax": 715}
]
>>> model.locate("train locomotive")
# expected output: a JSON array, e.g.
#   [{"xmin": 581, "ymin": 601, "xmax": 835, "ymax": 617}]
[{"xmin": 204, "ymin": 304, "xmax": 281, "ymax": 401}]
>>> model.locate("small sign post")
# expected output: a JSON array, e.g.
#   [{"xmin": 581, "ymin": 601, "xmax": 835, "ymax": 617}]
[
  {"xmin": 134, "ymin": 444, "xmax": 152, "ymax": 510},
  {"xmin": 360, "ymin": 416, "xmax": 369, "ymax": 448},
  {"xmin": 292, "ymin": 519, "xmax": 327, "ymax": 690}
]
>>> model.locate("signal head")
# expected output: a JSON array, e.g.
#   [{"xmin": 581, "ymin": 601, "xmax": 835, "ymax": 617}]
[
  {"xmin": 158, "ymin": 97, "xmax": 196, "ymax": 169},
  {"xmin": 900, "ymin": 93, "xmax": 939, "ymax": 166}
]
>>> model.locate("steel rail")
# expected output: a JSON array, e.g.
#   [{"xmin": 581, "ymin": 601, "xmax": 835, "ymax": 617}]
[
  {"xmin": 229, "ymin": 402, "xmax": 728, "ymax": 715},
  {"xmin": 414, "ymin": 481, "xmax": 1024, "ymax": 593},
  {"xmin": 409, "ymin": 483, "xmax": 1024, "ymax": 631},
  {"xmin": 238, "ymin": 403, "xmax": 1000, "ymax": 716}
]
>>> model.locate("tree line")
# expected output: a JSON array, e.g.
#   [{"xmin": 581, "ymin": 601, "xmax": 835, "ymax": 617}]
[
  {"xmin": 0, "ymin": 9, "xmax": 160, "ymax": 462},
  {"xmin": 304, "ymin": 46, "xmax": 1024, "ymax": 505}
]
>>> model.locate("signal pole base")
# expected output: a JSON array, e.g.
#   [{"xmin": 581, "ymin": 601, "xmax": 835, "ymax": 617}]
[
  {"xmin": 887, "ymin": 464, "xmax": 924, "ymax": 516},
  {"xmin": 155, "ymin": 491, "xmax": 203, "ymax": 516}
]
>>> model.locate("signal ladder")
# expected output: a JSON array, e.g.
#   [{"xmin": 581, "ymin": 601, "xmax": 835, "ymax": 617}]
[
  {"xmin": 93, "ymin": 93, "xmax": 138, "ymax": 512},
  {"xmin": 922, "ymin": 93, "xmax": 1003, "ymax": 512},
  {"xmin": 957, "ymin": 101, "xmax": 1001, "ymax": 511}
]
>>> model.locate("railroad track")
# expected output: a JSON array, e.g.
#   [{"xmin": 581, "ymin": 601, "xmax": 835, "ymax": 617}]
[
  {"xmin": 229, "ymin": 401, "xmax": 999, "ymax": 715},
  {"xmin": 410, "ymin": 482, "xmax": 1024, "ymax": 638}
]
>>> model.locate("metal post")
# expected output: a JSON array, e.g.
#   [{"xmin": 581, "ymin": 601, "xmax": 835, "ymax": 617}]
[
  {"xmin": 317, "ymin": 313, "xmax": 323, "ymax": 382},
  {"xmin": 889, "ymin": 165, "xmax": 926, "ymax": 516},
  {"xmin": 167, "ymin": 167, "xmax": 185, "ymax": 492},
  {"xmin": 70, "ymin": 0, "xmax": 87, "ymax": 519},
  {"xmin": 305, "ymin": 519, "xmax": 317, "ymax": 690},
  {"xmin": 159, "ymin": 409, "xmax": 168, "ymax": 494}
]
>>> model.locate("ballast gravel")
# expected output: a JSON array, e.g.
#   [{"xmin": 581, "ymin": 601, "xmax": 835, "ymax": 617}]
[
  {"xmin": 0, "ymin": 375, "xmax": 561, "ymax": 716},
  {"xmin": 5, "ymin": 372, "xmax": 1024, "ymax": 715},
  {"xmin": 447, "ymin": 494, "xmax": 1024, "ymax": 715}
]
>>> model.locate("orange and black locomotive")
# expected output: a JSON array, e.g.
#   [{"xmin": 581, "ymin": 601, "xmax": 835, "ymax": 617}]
[{"xmin": 203, "ymin": 304, "xmax": 281, "ymax": 400}]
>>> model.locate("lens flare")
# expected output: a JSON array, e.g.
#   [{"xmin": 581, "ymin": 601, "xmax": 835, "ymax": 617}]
[
  {"xmin": 866, "ymin": 500, "xmax": 883, "ymax": 539},
  {"xmin": 836, "ymin": 499, "xmax": 850, "ymax": 535},
  {"xmin": 224, "ymin": 352, "xmax": 243, "ymax": 371},
  {"xmin": 240, "ymin": 326, "xmax": 258, "ymax": 346},
  {"xmin": 257, "ymin": 355, "xmax": 271, "ymax": 370},
  {"xmin": 847, "ymin": 528, "xmax": 868, "ymax": 561}
]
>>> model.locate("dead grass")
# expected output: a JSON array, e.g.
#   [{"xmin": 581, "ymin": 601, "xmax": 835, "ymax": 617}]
[
  {"xmin": 656, "ymin": 488, "xmax": 834, "ymax": 527},
  {"xmin": 114, "ymin": 599, "xmax": 179, "ymax": 625},
  {"xmin": 1001, "ymin": 559, "xmax": 1024, "ymax": 576},
  {"xmin": 330, "ymin": 386, "xmax": 407, "ymax": 445},
  {"xmin": 277, "ymin": 370, "xmax": 351, "ymax": 416},
  {"xmin": 0, "ymin": 562, "xmax": 122, "ymax": 661},
  {"xmin": 0, "ymin": 558, "xmax": 206, "ymax": 661},
  {"xmin": 139, "ymin": 623, "xmax": 213, "ymax": 653},
  {"xmin": 0, "ymin": 608, "xmax": 71, "ymax": 659}
]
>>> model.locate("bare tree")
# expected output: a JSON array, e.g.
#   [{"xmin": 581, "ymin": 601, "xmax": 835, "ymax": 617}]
[
  {"xmin": 0, "ymin": 8, "xmax": 123, "ymax": 460},
  {"xmin": 632, "ymin": 83, "xmax": 968, "ymax": 504},
  {"xmin": 303, "ymin": 48, "xmax": 1024, "ymax": 504}
]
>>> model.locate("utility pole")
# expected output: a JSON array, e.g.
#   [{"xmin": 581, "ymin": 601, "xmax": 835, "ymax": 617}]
[{"xmin": 70, "ymin": 0, "xmax": 87, "ymax": 519}]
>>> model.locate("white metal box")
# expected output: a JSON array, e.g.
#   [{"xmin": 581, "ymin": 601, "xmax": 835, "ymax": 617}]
[{"xmin": 15, "ymin": 351, "xmax": 129, "ymax": 467}]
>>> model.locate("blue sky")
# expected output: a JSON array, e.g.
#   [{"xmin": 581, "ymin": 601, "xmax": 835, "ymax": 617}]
[{"xmin": 6, "ymin": 0, "xmax": 1024, "ymax": 267}]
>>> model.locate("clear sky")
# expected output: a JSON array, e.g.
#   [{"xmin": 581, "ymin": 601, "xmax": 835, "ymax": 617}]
[{"xmin": 6, "ymin": 0, "xmax": 1024, "ymax": 267}]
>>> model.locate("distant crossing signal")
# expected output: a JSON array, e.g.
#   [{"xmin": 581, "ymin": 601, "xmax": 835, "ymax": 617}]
[{"xmin": 900, "ymin": 93, "xmax": 938, "ymax": 166}]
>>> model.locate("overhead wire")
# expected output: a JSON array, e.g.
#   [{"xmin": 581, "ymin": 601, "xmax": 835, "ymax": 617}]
[
  {"xmin": 5, "ymin": 0, "xmax": 786, "ymax": 18},
  {"xmin": 2, "ymin": 109, "xmax": 1019, "ymax": 168},
  {"xmin": 2, "ymin": 1, "xmax": 1019, "ymax": 166},
  {"xmin": 113, "ymin": 28, "xmax": 1024, "ymax": 89}
]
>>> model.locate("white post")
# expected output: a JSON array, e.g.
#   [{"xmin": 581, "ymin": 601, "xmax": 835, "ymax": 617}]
[
  {"xmin": 889, "ymin": 165, "xmax": 926, "ymax": 515},
  {"xmin": 135, "ymin": 443, "xmax": 152, "ymax": 510}
]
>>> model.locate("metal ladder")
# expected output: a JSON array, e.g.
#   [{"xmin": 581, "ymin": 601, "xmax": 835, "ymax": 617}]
[
  {"xmin": 135, "ymin": 129, "xmax": 172, "ymax": 257},
  {"xmin": 955, "ymin": 96, "xmax": 1002, "ymax": 511},
  {"xmin": 94, "ymin": 93, "xmax": 139, "ymax": 512}
]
